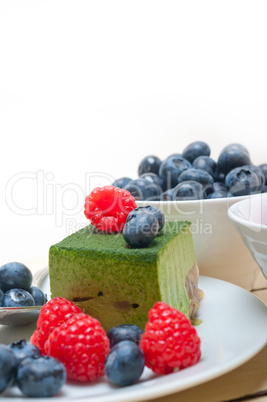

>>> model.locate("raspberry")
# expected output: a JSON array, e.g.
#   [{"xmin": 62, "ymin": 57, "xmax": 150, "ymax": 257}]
[
  {"xmin": 44, "ymin": 313, "xmax": 110, "ymax": 382},
  {"xmin": 30, "ymin": 297, "xmax": 81, "ymax": 353},
  {"xmin": 84, "ymin": 185, "xmax": 136, "ymax": 232},
  {"xmin": 140, "ymin": 302, "xmax": 201, "ymax": 375}
]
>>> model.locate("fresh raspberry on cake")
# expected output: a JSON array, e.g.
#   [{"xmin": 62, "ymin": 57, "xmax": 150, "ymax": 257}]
[
  {"xmin": 31, "ymin": 297, "xmax": 81, "ymax": 353},
  {"xmin": 140, "ymin": 301, "xmax": 201, "ymax": 375},
  {"xmin": 44, "ymin": 313, "xmax": 110, "ymax": 382},
  {"xmin": 84, "ymin": 185, "xmax": 136, "ymax": 232}
]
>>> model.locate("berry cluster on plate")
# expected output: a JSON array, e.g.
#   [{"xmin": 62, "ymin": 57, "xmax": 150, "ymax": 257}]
[
  {"xmin": 1, "ymin": 298, "xmax": 201, "ymax": 396},
  {"xmin": 35, "ymin": 298, "xmax": 200, "ymax": 387},
  {"xmin": 112, "ymin": 141, "xmax": 267, "ymax": 200}
]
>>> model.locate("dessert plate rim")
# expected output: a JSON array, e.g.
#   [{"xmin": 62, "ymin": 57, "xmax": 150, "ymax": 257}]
[{"xmin": 1, "ymin": 269, "xmax": 267, "ymax": 401}]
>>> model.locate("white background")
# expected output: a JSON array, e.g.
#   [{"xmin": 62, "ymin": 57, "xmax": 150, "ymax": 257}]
[{"xmin": 0, "ymin": 0, "xmax": 267, "ymax": 268}]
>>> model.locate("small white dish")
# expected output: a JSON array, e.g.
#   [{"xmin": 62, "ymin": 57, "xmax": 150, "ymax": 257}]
[
  {"xmin": 2, "ymin": 272, "xmax": 267, "ymax": 401},
  {"xmin": 228, "ymin": 193, "xmax": 267, "ymax": 279},
  {"xmin": 0, "ymin": 306, "xmax": 41, "ymax": 326}
]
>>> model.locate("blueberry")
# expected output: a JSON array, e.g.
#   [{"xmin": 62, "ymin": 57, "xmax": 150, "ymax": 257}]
[
  {"xmin": 216, "ymin": 171, "xmax": 227, "ymax": 183},
  {"xmin": 160, "ymin": 188, "xmax": 175, "ymax": 201},
  {"xmin": 217, "ymin": 145, "xmax": 251, "ymax": 177},
  {"xmin": 0, "ymin": 289, "xmax": 4, "ymax": 307},
  {"xmin": 28, "ymin": 286, "xmax": 47, "ymax": 306},
  {"xmin": 178, "ymin": 167, "xmax": 214, "ymax": 188},
  {"xmin": 130, "ymin": 205, "xmax": 165, "ymax": 231},
  {"xmin": 225, "ymin": 166, "xmax": 262, "ymax": 196},
  {"xmin": 207, "ymin": 191, "xmax": 233, "ymax": 199},
  {"xmin": 165, "ymin": 153, "xmax": 182, "ymax": 160},
  {"xmin": 17, "ymin": 356, "xmax": 66, "ymax": 397},
  {"xmin": 192, "ymin": 156, "xmax": 217, "ymax": 180},
  {"xmin": 182, "ymin": 141, "xmax": 210, "ymax": 163},
  {"xmin": 139, "ymin": 173, "xmax": 163, "ymax": 199},
  {"xmin": 112, "ymin": 177, "xmax": 132, "ymax": 189},
  {"xmin": 3, "ymin": 289, "xmax": 35, "ymax": 307},
  {"xmin": 138, "ymin": 155, "xmax": 162, "ymax": 176},
  {"xmin": 140, "ymin": 173, "xmax": 164, "ymax": 191},
  {"xmin": 9, "ymin": 340, "xmax": 42, "ymax": 365},
  {"xmin": 105, "ymin": 340, "xmax": 145, "ymax": 387},
  {"xmin": 243, "ymin": 165, "xmax": 265, "ymax": 192},
  {"xmin": 159, "ymin": 156, "xmax": 192, "ymax": 189},
  {"xmin": 173, "ymin": 181, "xmax": 205, "ymax": 200},
  {"xmin": 0, "ymin": 345, "xmax": 17, "ymax": 393},
  {"xmin": 125, "ymin": 178, "xmax": 159, "ymax": 201},
  {"xmin": 260, "ymin": 163, "xmax": 267, "ymax": 185},
  {"xmin": 107, "ymin": 324, "xmax": 144, "ymax": 348},
  {"xmin": 0, "ymin": 262, "xmax": 32, "ymax": 293},
  {"xmin": 213, "ymin": 182, "xmax": 228, "ymax": 192},
  {"xmin": 221, "ymin": 143, "xmax": 250, "ymax": 155},
  {"xmin": 123, "ymin": 211, "xmax": 159, "ymax": 248}
]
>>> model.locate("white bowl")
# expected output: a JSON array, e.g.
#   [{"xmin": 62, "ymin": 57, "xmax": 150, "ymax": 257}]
[
  {"xmin": 136, "ymin": 196, "xmax": 261, "ymax": 289},
  {"xmin": 228, "ymin": 193, "xmax": 267, "ymax": 279}
]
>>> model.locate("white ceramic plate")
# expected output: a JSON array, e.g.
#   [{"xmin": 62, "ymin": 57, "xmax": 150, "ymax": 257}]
[{"xmin": 1, "ymin": 274, "xmax": 267, "ymax": 402}]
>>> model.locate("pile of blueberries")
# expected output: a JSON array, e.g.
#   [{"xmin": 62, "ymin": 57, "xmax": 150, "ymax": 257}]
[
  {"xmin": 0, "ymin": 262, "xmax": 47, "ymax": 308},
  {"xmin": 105, "ymin": 324, "xmax": 145, "ymax": 386},
  {"xmin": 0, "ymin": 340, "xmax": 66, "ymax": 397},
  {"xmin": 112, "ymin": 142, "xmax": 267, "ymax": 200}
]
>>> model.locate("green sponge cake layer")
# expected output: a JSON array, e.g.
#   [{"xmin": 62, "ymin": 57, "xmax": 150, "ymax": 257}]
[{"xmin": 49, "ymin": 221, "xmax": 199, "ymax": 331}]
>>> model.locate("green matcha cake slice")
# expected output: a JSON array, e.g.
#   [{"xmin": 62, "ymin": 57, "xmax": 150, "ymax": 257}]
[{"xmin": 49, "ymin": 221, "xmax": 200, "ymax": 331}]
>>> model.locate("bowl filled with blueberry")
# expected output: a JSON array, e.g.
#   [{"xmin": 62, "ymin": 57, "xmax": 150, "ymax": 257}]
[{"xmin": 112, "ymin": 142, "xmax": 267, "ymax": 288}]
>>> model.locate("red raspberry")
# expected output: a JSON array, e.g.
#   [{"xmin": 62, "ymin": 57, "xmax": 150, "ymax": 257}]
[
  {"xmin": 44, "ymin": 313, "xmax": 110, "ymax": 382},
  {"xmin": 140, "ymin": 302, "xmax": 201, "ymax": 375},
  {"xmin": 30, "ymin": 297, "xmax": 81, "ymax": 353},
  {"xmin": 84, "ymin": 185, "xmax": 136, "ymax": 232}
]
